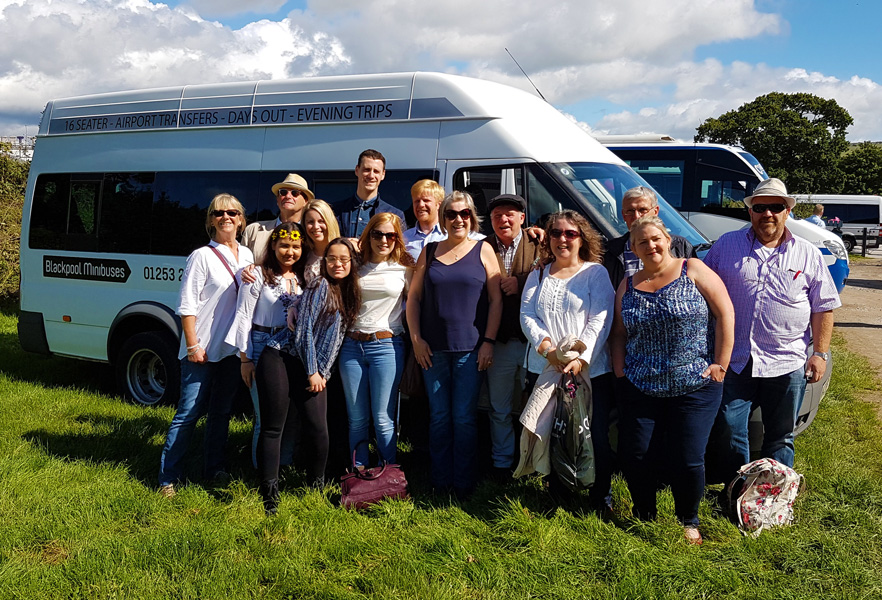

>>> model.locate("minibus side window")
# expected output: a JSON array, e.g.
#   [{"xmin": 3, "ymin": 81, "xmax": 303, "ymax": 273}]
[
  {"xmin": 29, "ymin": 174, "xmax": 71, "ymax": 249},
  {"xmin": 452, "ymin": 166, "xmax": 524, "ymax": 234},
  {"xmin": 625, "ymin": 159, "xmax": 685, "ymax": 208},
  {"xmin": 99, "ymin": 173, "xmax": 154, "ymax": 254},
  {"xmin": 66, "ymin": 178, "xmax": 101, "ymax": 252},
  {"xmin": 152, "ymin": 172, "xmax": 261, "ymax": 256},
  {"xmin": 526, "ymin": 165, "xmax": 584, "ymax": 227}
]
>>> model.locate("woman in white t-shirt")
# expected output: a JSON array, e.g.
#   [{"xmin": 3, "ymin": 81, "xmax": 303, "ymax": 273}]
[
  {"xmin": 338, "ymin": 212, "xmax": 414, "ymax": 468},
  {"xmin": 158, "ymin": 194, "xmax": 254, "ymax": 498}
]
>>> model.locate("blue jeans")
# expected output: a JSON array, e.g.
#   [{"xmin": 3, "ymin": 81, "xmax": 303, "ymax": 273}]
[
  {"xmin": 159, "ymin": 354, "xmax": 240, "ymax": 486},
  {"xmin": 338, "ymin": 335, "xmax": 404, "ymax": 467},
  {"xmin": 619, "ymin": 377, "xmax": 723, "ymax": 527},
  {"xmin": 714, "ymin": 360, "xmax": 806, "ymax": 478},
  {"xmin": 423, "ymin": 350, "xmax": 482, "ymax": 493}
]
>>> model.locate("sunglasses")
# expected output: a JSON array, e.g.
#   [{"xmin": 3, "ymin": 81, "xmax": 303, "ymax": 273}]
[
  {"xmin": 550, "ymin": 228, "xmax": 581, "ymax": 240},
  {"xmin": 279, "ymin": 189, "xmax": 304, "ymax": 198},
  {"xmin": 370, "ymin": 230, "xmax": 398, "ymax": 242},
  {"xmin": 444, "ymin": 208, "xmax": 472, "ymax": 221},
  {"xmin": 750, "ymin": 203, "xmax": 787, "ymax": 214},
  {"xmin": 212, "ymin": 209, "xmax": 240, "ymax": 218}
]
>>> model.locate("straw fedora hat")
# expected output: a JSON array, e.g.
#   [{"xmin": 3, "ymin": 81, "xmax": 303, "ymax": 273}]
[
  {"xmin": 743, "ymin": 177, "xmax": 795, "ymax": 209},
  {"xmin": 271, "ymin": 173, "xmax": 314, "ymax": 200}
]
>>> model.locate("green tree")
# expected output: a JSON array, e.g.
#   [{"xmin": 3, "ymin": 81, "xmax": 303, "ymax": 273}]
[
  {"xmin": 0, "ymin": 142, "xmax": 29, "ymax": 298},
  {"xmin": 840, "ymin": 142, "xmax": 882, "ymax": 195},
  {"xmin": 695, "ymin": 92, "xmax": 853, "ymax": 193}
]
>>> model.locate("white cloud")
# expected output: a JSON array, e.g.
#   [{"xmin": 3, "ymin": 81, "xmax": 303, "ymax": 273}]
[
  {"xmin": 182, "ymin": 0, "xmax": 288, "ymax": 18},
  {"xmin": 590, "ymin": 63, "xmax": 882, "ymax": 142}
]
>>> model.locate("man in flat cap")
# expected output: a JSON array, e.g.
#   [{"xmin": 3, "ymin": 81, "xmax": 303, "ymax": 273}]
[{"xmin": 484, "ymin": 194, "xmax": 541, "ymax": 479}]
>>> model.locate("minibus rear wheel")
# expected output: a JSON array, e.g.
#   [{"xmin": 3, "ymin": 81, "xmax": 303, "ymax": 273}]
[{"xmin": 116, "ymin": 331, "xmax": 180, "ymax": 406}]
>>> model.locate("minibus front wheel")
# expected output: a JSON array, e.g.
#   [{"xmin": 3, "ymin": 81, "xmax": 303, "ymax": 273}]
[{"xmin": 116, "ymin": 331, "xmax": 181, "ymax": 406}]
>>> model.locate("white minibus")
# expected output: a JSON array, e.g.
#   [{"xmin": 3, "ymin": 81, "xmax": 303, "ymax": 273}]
[{"xmin": 793, "ymin": 194, "xmax": 882, "ymax": 252}]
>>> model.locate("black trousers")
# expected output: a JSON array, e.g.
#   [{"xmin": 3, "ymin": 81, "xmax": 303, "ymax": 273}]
[{"xmin": 256, "ymin": 347, "xmax": 328, "ymax": 484}]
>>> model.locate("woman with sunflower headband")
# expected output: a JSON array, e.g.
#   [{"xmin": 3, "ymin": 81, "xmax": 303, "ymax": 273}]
[{"xmin": 228, "ymin": 221, "xmax": 308, "ymax": 474}]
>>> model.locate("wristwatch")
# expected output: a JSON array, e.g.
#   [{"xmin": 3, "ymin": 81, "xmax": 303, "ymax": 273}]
[{"xmin": 812, "ymin": 351, "xmax": 829, "ymax": 361}]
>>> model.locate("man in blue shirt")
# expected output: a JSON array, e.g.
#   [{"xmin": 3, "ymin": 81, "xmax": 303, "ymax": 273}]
[{"xmin": 333, "ymin": 149, "xmax": 405, "ymax": 238}]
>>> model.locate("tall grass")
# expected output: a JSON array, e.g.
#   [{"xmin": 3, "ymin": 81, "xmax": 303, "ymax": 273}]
[{"xmin": 2, "ymin": 301, "xmax": 882, "ymax": 599}]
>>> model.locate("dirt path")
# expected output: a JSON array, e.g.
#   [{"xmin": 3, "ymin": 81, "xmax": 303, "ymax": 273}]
[{"xmin": 835, "ymin": 248, "xmax": 882, "ymax": 415}]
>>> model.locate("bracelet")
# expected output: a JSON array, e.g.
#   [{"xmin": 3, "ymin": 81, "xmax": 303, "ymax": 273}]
[
  {"xmin": 186, "ymin": 343, "xmax": 200, "ymax": 350},
  {"xmin": 241, "ymin": 359, "xmax": 253, "ymax": 364},
  {"xmin": 187, "ymin": 347, "xmax": 200, "ymax": 356},
  {"xmin": 714, "ymin": 363, "xmax": 727, "ymax": 373},
  {"xmin": 482, "ymin": 337, "xmax": 497, "ymax": 346}
]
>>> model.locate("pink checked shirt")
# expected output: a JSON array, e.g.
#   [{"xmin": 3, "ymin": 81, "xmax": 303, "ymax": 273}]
[{"xmin": 704, "ymin": 227, "xmax": 840, "ymax": 378}]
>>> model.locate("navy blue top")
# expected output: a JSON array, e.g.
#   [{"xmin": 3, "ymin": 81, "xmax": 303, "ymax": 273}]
[
  {"xmin": 332, "ymin": 193, "xmax": 406, "ymax": 239},
  {"xmin": 621, "ymin": 260, "xmax": 713, "ymax": 397},
  {"xmin": 420, "ymin": 241, "xmax": 488, "ymax": 352}
]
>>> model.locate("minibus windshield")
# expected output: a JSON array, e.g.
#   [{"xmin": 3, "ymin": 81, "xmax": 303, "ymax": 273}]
[{"xmin": 551, "ymin": 162, "xmax": 709, "ymax": 248}]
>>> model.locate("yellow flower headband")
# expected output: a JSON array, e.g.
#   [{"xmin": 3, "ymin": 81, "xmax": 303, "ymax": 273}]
[{"xmin": 272, "ymin": 229, "xmax": 302, "ymax": 241}]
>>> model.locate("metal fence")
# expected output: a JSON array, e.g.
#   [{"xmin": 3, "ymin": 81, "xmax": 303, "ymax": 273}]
[{"xmin": 0, "ymin": 135, "xmax": 35, "ymax": 161}]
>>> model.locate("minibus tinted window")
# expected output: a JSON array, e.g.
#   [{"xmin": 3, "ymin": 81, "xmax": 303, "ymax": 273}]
[{"xmin": 99, "ymin": 173, "xmax": 154, "ymax": 253}]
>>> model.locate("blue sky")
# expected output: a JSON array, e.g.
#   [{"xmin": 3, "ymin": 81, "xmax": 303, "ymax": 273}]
[{"xmin": 2, "ymin": 0, "xmax": 880, "ymax": 141}]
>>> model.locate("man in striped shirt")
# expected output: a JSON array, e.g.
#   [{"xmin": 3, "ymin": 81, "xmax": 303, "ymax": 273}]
[{"xmin": 704, "ymin": 178, "xmax": 840, "ymax": 482}]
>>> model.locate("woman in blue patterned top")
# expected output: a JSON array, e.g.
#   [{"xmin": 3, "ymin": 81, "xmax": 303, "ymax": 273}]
[
  {"xmin": 256, "ymin": 236, "xmax": 360, "ymax": 515},
  {"xmin": 610, "ymin": 215, "xmax": 733, "ymax": 544}
]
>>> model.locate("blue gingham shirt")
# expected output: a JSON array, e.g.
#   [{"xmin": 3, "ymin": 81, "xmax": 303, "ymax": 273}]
[{"xmin": 704, "ymin": 227, "xmax": 840, "ymax": 378}]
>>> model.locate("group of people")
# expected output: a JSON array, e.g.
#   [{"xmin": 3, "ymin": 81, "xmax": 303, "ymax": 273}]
[{"xmin": 156, "ymin": 149, "xmax": 840, "ymax": 544}]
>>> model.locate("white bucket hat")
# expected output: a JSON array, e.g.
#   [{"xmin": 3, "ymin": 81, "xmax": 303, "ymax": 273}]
[
  {"xmin": 744, "ymin": 177, "xmax": 795, "ymax": 209},
  {"xmin": 271, "ymin": 173, "xmax": 315, "ymax": 200}
]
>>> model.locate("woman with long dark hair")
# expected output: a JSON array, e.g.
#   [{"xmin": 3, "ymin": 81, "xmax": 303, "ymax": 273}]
[
  {"xmin": 229, "ymin": 222, "xmax": 307, "ymax": 468},
  {"xmin": 256, "ymin": 237, "xmax": 361, "ymax": 515}
]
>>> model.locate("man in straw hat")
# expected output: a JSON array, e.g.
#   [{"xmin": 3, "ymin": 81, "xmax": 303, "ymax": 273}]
[
  {"xmin": 242, "ymin": 173, "xmax": 314, "ymax": 263},
  {"xmin": 704, "ymin": 177, "xmax": 840, "ymax": 484}
]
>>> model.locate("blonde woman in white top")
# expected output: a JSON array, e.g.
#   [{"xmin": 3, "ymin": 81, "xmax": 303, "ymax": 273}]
[
  {"xmin": 159, "ymin": 194, "xmax": 254, "ymax": 498},
  {"xmin": 338, "ymin": 212, "xmax": 414, "ymax": 467},
  {"xmin": 303, "ymin": 199, "xmax": 341, "ymax": 284}
]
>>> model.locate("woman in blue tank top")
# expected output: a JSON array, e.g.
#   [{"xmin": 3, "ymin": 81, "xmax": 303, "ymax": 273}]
[
  {"xmin": 610, "ymin": 215, "xmax": 734, "ymax": 544},
  {"xmin": 406, "ymin": 191, "xmax": 503, "ymax": 498}
]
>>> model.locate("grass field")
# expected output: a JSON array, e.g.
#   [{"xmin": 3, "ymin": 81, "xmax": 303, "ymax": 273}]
[{"xmin": 2, "ymin": 299, "xmax": 882, "ymax": 599}]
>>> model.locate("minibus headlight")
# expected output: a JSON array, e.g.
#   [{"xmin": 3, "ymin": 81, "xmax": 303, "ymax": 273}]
[{"xmin": 823, "ymin": 239, "xmax": 848, "ymax": 261}]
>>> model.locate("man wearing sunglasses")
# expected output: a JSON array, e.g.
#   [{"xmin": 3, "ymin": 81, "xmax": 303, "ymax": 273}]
[
  {"xmin": 602, "ymin": 186, "xmax": 695, "ymax": 289},
  {"xmin": 242, "ymin": 173, "xmax": 314, "ymax": 263},
  {"xmin": 704, "ymin": 177, "xmax": 840, "ymax": 486}
]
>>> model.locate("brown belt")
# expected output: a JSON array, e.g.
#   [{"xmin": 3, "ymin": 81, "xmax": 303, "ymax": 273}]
[{"xmin": 347, "ymin": 331, "xmax": 396, "ymax": 342}]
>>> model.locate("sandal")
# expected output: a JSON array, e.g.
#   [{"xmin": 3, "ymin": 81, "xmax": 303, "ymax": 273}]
[{"xmin": 684, "ymin": 526, "xmax": 703, "ymax": 545}]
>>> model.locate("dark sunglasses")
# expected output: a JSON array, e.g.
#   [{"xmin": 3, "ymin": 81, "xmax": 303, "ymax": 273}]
[
  {"xmin": 212, "ymin": 209, "xmax": 240, "ymax": 217},
  {"xmin": 444, "ymin": 208, "xmax": 472, "ymax": 221},
  {"xmin": 550, "ymin": 228, "xmax": 581, "ymax": 240},
  {"xmin": 279, "ymin": 189, "xmax": 303, "ymax": 197},
  {"xmin": 370, "ymin": 230, "xmax": 398, "ymax": 242},
  {"xmin": 750, "ymin": 203, "xmax": 787, "ymax": 214}
]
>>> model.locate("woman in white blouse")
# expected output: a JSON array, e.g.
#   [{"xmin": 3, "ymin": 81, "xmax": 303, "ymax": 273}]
[
  {"xmin": 303, "ymin": 199, "xmax": 341, "ymax": 284},
  {"xmin": 518, "ymin": 209, "xmax": 616, "ymax": 512},
  {"xmin": 228, "ymin": 222, "xmax": 306, "ymax": 469},
  {"xmin": 158, "ymin": 194, "xmax": 254, "ymax": 498},
  {"xmin": 338, "ymin": 213, "xmax": 414, "ymax": 467}
]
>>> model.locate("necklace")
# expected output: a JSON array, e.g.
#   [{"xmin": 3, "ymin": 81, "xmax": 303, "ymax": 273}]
[{"xmin": 643, "ymin": 258, "xmax": 675, "ymax": 282}]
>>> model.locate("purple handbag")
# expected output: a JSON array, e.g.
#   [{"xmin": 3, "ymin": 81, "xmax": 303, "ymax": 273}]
[{"xmin": 339, "ymin": 444, "xmax": 409, "ymax": 510}]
